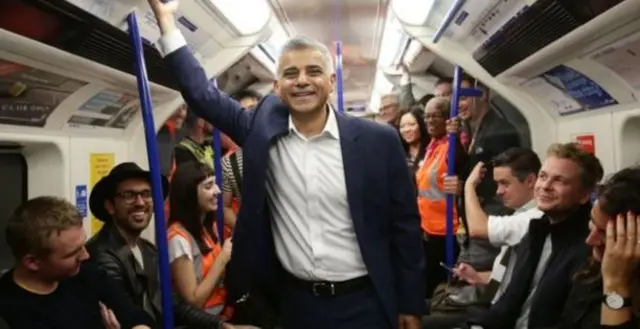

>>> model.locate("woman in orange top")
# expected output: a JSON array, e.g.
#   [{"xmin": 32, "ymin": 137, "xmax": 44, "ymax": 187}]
[
  {"xmin": 416, "ymin": 96, "xmax": 468, "ymax": 298},
  {"xmin": 167, "ymin": 161, "xmax": 233, "ymax": 317}
]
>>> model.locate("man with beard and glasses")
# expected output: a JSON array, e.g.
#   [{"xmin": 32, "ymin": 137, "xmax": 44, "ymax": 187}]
[{"xmin": 86, "ymin": 162, "xmax": 253, "ymax": 329}]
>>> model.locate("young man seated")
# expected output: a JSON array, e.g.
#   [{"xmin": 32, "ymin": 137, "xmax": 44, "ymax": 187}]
[
  {"xmin": 0, "ymin": 196, "xmax": 155, "ymax": 329},
  {"xmin": 424, "ymin": 148, "xmax": 543, "ymax": 328}
]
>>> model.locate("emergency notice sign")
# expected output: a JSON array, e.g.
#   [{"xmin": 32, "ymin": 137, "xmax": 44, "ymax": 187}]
[{"xmin": 573, "ymin": 133, "xmax": 595, "ymax": 154}]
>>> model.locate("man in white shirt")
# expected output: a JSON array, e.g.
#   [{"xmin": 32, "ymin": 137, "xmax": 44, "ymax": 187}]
[
  {"xmin": 423, "ymin": 148, "xmax": 542, "ymax": 328},
  {"xmin": 457, "ymin": 148, "xmax": 543, "ymax": 302},
  {"xmin": 145, "ymin": 1, "xmax": 425, "ymax": 329}
]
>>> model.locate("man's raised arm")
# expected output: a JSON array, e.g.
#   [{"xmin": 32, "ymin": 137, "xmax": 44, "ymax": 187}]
[{"xmin": 147, "ymin": 0, "xmax": 252, "ymax": 145}]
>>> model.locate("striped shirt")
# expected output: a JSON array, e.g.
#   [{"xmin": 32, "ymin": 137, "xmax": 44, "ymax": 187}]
[{"xmin": 221, "ymin": 148, "xmax": 244, "ymax": 202}]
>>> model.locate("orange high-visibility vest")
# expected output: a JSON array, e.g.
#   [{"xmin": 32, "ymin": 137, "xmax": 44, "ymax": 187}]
[
  {"xmin": 167, "ymin": 222, "xmax": 232, "ymax": 319},
  {"xmin": 416, "ymin": 140, "xmax": 459, "ymax": 236}
]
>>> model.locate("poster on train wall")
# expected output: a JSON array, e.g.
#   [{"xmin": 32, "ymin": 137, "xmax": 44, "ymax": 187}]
[
  {"xmin": 0, "ymin": 59, "xmax": 87, "ymax": 127},
  {"xmin": 90, "ymin": 153, "xmax": 115, "ymax": 234},
  {"xmin": 541, "ymin": 65, "xmax": 617, "ymax": 112},
  {"xmin": 520, "ymin": 77, "xmax": 584, "ymax": 116},
  {"xmin": 588, "ymin": 30, "xmax": 640, "ymax": 98},
  {"xmin": 67, "ymin": 89, "xmax": 140, "ymax": 129},
  {"xmin": 572, "ymin": 133, "xmax": 595, "ymax": 154},
  {"xmin": 520, "ymin": 65, "xmax": 618, "ymax": 116}
]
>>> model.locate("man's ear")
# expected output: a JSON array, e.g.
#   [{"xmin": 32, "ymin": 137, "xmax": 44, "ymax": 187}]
[
  {"xmin": 22, "ymin": 254, "xmax": 41, "ymax": 272},
  {"xmin": 273, "ymin": 80, "xmax": 281, "ymax": 96},
  {"xmin": 104, "ymin": 199, "xmax": 116, "ymax": 216}
]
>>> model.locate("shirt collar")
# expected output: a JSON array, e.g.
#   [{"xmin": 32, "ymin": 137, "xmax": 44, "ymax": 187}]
[
  {"xmin": 515, "ymin": 199, "xmax": 537, "ymax": 214},
  {"xmin": 288, "ymin": 105, "xmax": 340, "ymax": 140}
]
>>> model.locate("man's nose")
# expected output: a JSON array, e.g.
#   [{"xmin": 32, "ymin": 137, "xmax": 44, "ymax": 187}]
[{"xmin": 296, "ymin": 73, "xmax": 310, "ymax": 85}]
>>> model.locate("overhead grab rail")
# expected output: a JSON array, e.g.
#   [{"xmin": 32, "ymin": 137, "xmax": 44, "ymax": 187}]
[
  {"xmin": 127, "ymin": 11, "xmax": 174, "ymax": 329},
  {"xmin": 432, "ymin": 0, "xmax": 467, "ymax": 44}
]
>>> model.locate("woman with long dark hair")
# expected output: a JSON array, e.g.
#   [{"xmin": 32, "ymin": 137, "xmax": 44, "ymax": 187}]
[
  {"xmin": 167, "ymin": 161, "xmax": 233, "ymax": 318},
  {"xmin": 398, "ymin": 106, "xmax": 430, "ymax": 174}
]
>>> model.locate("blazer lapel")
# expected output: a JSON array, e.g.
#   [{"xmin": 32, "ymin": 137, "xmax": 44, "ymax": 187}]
[
  {"xmin": 336, "ymin": 114, "xmax": 365, "ymax": 239},
  {"xmin": 265, "ymin": 101, "xmax": 290, "ymax": 142}
]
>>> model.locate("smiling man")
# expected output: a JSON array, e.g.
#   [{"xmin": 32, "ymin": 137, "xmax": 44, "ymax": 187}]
[
  {"xmin": 86, "ymin": 162, "xmax": 248, "ymax": 329},
  {"xmin": 145, "ymin": 1, "xmax": 425, "ymax": 328}
]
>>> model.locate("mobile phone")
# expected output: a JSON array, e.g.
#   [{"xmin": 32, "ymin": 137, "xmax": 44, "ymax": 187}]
[{"xmin": 439, "ymin": 262, "xmax": 455, "ymax": 273}]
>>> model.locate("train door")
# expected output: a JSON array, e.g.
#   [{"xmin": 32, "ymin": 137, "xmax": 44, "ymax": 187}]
[{"xmin": 0, "ymin": 147, "xmax": 27, "ymax": 273}]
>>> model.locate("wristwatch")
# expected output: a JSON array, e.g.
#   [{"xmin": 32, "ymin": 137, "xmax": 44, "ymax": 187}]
[{"xmin": 603, "ymin": 291, "xmax": 632, "ymax": 310}]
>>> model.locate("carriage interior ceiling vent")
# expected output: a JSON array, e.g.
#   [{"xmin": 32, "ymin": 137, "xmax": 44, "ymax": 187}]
[
  {"xmin": 473, "ymin": 0, "xmax": 625, "ymax": 76},
  {"xmin": 369, "ymin": 14, "xmax": 410, "ymax": 113},
  {"xmin": 206, "ymin": 0, "xmax": 271, "ymax": 36},
  {"xmin": 1, "ymin": 0, "xmax": 178, "ymax": 90}
]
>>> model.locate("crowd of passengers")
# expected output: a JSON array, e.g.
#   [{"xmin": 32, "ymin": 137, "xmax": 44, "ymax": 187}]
[{"xmin": 1, "ymin": 1, "xmax": 640, "ymax": 328}]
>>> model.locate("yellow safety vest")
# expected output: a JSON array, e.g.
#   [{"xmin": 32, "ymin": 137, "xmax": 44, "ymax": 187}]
[{"xmin": 178, "ymin": 138, "xmax": 214, "ymax": 170}]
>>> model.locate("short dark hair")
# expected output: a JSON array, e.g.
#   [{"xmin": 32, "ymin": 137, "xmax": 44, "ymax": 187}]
[
  {"xmin": 417, "ymin": 94, "xmax": 434, "ymax": 107},
  {"xmin": 232, "ymin": 89, "xmax": 262, "ymax": 102},
  {"xmin": 6, "ymin": 196, "xmax": 83, "ymax": 258},
  {"xmin": 493, "ymin": 147, "xmax": 541, "ymax": 182},
  {"xmin": 435, "ymin": 75, "xmax": 488, "ymax": 97},
  {"xmin": 435, "ymin": 77, "xmax": 452, "ymax": 86},
  {"xmin": 597, "ymin": 166, "xmax": 640, "ymax": 217}
]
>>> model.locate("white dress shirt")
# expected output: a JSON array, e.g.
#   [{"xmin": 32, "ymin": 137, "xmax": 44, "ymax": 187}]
[
  {"xmin": 159, "ymin": 31, "xmax": 367, "ymax": 282},
  {"xmin": 487, "ymin": 200, "xmax": 543, "ymax": 304}
]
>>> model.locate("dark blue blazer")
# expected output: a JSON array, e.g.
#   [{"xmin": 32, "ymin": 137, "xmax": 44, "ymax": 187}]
[{"xmin": 165, "ymin": 46, "xmax": 426, "ymax": 325}]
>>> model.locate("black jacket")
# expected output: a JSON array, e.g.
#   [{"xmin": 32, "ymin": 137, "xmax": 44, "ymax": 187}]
[
  {"xmin": 468, "ymin": 204, "xmax": 592, "ymax": 329},
  {"xmin": 555, "ymin": 264, "xmax": 638, "ymax": 329},
  {"xmin": 86, "ymin": 223, "xmax": 223, "ymax": 329}
]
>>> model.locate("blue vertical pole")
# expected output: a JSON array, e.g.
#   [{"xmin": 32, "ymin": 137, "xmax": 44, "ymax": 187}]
[
  {"xmin": 335, "ymin": 41, "xmax": 345, "ymax": 113},
  {"xmin": 210, "ymin": 78, "xmax": 225, "ymax": 244},
  {"xmin": 445, "ymin": 66, "xmax": 463, "ymax": 272},
  {"xmin": 445, "ymin": 67, "xmax": 483, "ymax": 272},
  {"xmin": 127, "ymin": 12, "xmax": 173, "ymax": 329}
]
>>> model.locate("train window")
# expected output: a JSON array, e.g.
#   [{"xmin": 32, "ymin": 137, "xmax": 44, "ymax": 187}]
[
  {"xmin": 0, "ymin": 152, "xmax": 27, "ymax": 271},
  {"xmin": 490, "ymin": 95, "xmax": 532, "ymax": 149}
]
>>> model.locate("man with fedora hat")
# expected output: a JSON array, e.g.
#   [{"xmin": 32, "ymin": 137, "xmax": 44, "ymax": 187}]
[{"xmin": 86, "ymin": 162, "xmax": 249, "ymax": 329}]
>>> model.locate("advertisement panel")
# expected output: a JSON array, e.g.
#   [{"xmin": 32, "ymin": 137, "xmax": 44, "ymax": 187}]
[
  {"xmin": 0, "ymin": 59, "xmax": 87, "ymax": 127},
  {"xmin": 67, "ymin": 89, "xmax": 139, "ymax": 129}
]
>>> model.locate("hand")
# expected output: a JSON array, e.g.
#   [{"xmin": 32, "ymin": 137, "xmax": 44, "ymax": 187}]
[
  {"xmin": 396, "ymin": 62, "xmax": 409, "ymax": 73},
  {"xmin": 445, "ymin": 117, "xmax": 462, "ymax": 135},
  {"xmin": 221, "ymin": 238, "xmax": 233, "ymax": 262},
  {"xmin": 602, "ymin": 212, "xmax": 640, "ymax": 292},
  {"xmin": 398, "ymin": 314, "xmax": 420, "ymax": 329},
  {"xmin": 147, "ymin": 0, "xmax": 179, "ymax": 18},
  {"xmin": 466, "ymin": 162, "xmax": 486, "ymax": 189},
  {"xmin": 453, "ymin": 263, "xmax": 482, "ymax": 285},
  {"xmin": 443, "ymin": 175, "xmax": 461, "ymax": 195},
  {"xmin": 99, "ymin": 302, "xmax": 121, "ymax": 329}
]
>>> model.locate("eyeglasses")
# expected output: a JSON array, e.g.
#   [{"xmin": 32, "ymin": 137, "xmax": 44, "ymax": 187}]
[{"xmin": 116, "ymin": 190, "xmax": 152, "ymax": 204}]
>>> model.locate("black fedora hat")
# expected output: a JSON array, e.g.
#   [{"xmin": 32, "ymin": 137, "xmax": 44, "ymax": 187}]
[{"xmin": 89, "ymin": 162, "xmax": 169, "ymax": 223}]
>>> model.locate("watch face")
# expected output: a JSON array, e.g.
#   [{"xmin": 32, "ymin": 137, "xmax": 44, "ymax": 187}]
[{"xmin": 606, "ymin": 293, "xmax": 625, "ymax": 309}]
